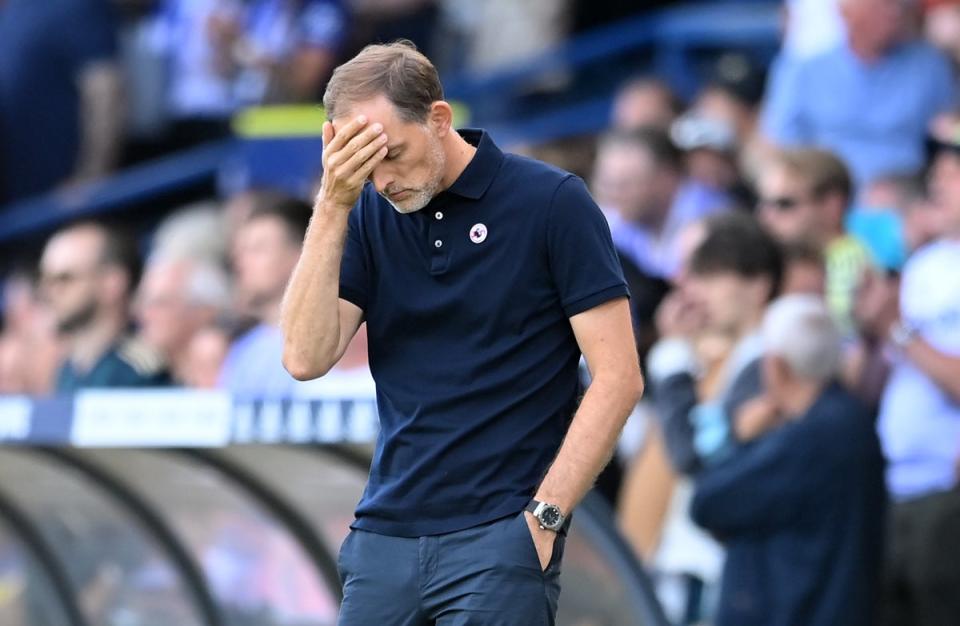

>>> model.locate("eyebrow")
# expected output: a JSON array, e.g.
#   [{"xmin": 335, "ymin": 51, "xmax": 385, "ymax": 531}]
[{"xmin": 387, "ymin": 143, "xmax": 405, "ymax": 154}]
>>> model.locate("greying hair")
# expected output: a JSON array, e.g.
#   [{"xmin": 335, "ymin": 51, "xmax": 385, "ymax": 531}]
[
  {"xmin": 323, "ymin": 40, "xmax": 443, "ymax": 123},
  {"xmin": 762, "ymin": 294, "xmax": 841, "ymax": 382}
]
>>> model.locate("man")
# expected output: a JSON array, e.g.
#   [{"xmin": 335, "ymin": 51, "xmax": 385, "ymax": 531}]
[
  {"xmin": 0, "ymin": 0, "xmax": 123, "ymax": 204},
  {"xmin": 761, "ymin": 0, "xmax": 956, "ymax": 187},
  {"xmin": 591, "ymin": 128, "xmax": 730, "ymax": 280},
  {"xmin": 610, "ymin": 76, "xmax": 681, "ymax": 132},
  {"xmin": 280, "ymin": 41, "xmax": 642, "ymax": 625},
  {"xmin": 692, "ymin": 294, "xmax": 886, "ymax": 626},
  {"xmin": 136, "ymin": 254, "xmax": 232, "ymax": 384},
  {"xmin": 864, "ymin": 133, "xmax": 960, "ymax": 626},
  {"xmin": 647, "ymin": 212, "xmax": 782, "ymax": 474},
  {"xmin": 39, "ymin": 222, "xmax": 168, "ymax": 391},
  {"xmin": 219, "ymin": 194, "xmax": 311, "ymax": 396},
  {"xmin": 755, "ymin": 148, "xmax": 872, "ymax": 338}
]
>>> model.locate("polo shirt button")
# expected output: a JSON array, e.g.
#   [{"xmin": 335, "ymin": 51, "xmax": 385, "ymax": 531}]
[
  {"xmin": 435, "ymin": 211, "xmax": 444, "ymax": 220},
  {"xmin": 434, "ymin": 239, "xmax": 443, "ymax": 248}
]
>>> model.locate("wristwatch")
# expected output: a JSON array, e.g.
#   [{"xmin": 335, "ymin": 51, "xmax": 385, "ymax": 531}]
[
  {"xmin": 525, "ymin": 499, "xmax": 566, "ymax": 532},
  {"xmin": 889, "ymin": 319, "xmax": 918, "ymax": 349}
]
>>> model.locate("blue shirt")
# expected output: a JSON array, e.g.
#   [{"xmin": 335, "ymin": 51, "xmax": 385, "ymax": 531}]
[
  {"xmin": 340, "ymin": 130, "xmax": 628, "ymax": 536},
  {"xmin": 878, "ymin": 239, "xmax": 960, "ymax": 500},
  {"xmin": 0, "ymin": 0, "xmax": 118, "ymax": 204},
  {"xmin": 604, "ymin": 181, "xmax": 729, "ymax": 279},
  {"xmin": 762, "ymin": 41, "xmax": 956, "ymax": 186},
  {"xmin": 692, "ymin": 384, "xmax": 886, "ymax": 626},
  {"xmin": 218, "ymin": 323, "xmax": 311, "ymax": 398}
]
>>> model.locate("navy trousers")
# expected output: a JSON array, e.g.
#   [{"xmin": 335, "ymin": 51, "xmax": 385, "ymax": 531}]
[{"xmin": 337, "ymin": 511, "xmax": 566, "ymax": 625}]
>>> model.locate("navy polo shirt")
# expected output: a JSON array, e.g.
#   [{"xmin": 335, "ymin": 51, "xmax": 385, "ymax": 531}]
[{"xmin": 341, "ymin": 129, "xmax": 628, "ymax": 537}]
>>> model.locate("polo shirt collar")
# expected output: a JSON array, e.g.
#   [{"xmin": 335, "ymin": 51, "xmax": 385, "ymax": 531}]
[{"xmin": 444, "ymin": 129, "xmax": 503, "ymax": 200}]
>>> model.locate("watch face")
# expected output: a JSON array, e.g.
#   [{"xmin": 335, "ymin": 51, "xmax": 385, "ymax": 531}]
[{"xmin": 539, "ymin": 505, "xmax": 562, "ymax": 529}]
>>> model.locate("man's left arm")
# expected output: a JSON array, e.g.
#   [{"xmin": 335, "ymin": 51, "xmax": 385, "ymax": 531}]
[
  {"xmin": 898, "ymin": 337, "xmax": 960, "ymax": 404},
  {"xmin": 526, "ymin": 297, "xmax": 643, "ymax": 569}
]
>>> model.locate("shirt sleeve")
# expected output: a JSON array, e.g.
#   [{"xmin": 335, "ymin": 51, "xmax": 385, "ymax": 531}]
[
  {"xmin": 339, "ymin": 191, "xmax": 371, "ymax": 311},
  {"xmin": 760, "ymin": 54, "xmax": 807, "ymax": 145},
  {"xmin": 546, "ymin": 175, "xmax": 629, "ymax": 317},
  {"xmin": 298, "ymin": 0, "xmax": 348, "ymax": 51}
]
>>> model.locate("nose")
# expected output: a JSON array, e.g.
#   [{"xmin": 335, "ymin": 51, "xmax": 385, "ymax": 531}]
[{"xmin": 371, "ymin": 164, "xmax": 394, "ymax": 195}]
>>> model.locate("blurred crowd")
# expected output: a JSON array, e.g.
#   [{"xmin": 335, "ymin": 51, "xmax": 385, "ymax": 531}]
[{"xmin": 2, "ymin": 0, "xmax": 960, "ymax": 625}]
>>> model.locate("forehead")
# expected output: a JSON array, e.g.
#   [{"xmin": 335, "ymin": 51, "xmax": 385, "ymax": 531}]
[
  {"xmin": 333, "ymin": 94, "xmax": 419, "ymax": 137},
  {"xmin": 42, "ymin": 228, "xmax": 103, "ymax": 268}
]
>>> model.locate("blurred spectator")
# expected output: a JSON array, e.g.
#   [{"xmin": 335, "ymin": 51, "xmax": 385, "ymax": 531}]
[
  {"xmin": 135, "ymin": 255, "xmax": 232, "ymax": 384},
  {"xmin": 864, "ymin": 135, "xmax": 960, "ymax": 625},
  {"xmin": 781, "ymin": 239, "xmax": 827, "ymax": 296},
  {"xmin": 692, "ymin": 294, "xmax": 885, "ymax": 626},
  {"xmin": 181, "ymin": 322, "xmax": 239, "ymax": 389},
  {"xmin": 39, "ymin": 222, "xmax": 169, "ymax": 391},
  {"xmin": 219, "ymin": 194, "xmax": 311, "ymax": 395},
  {"xmin": 762, "ymin": 0, "xmax": 957, "ymax": 187},
  {"xmin": 756, "ymin": 147, "xmax": 872, "ymax": 338},
  {"xmin": 670, "ymin": 113, "xmax": 742, "ymax": 200},
  {"xmin": 0, "ymin": 0, "xmax": 124, "ymax": 204},
  {"xmin": 231, "ymin": 0, "xmax": 349, "ymax": 105},
  {"xmin": 647, "ymin": 212, "xmax": 783, "ymax": 475},
  {"xmin": 694, "ymin": 53, "xmax": 766, "ymax": 146},
  {"xmin": 0, "ymin": 271, "xmax": 63, "ymax": 394},
  {"xmin": 591, "ymin": 128, "xmax": 730, "ymax": 280},
  {"xmin": 923, "ymin": 0, "xmax": 960, "ymax": 66},
  {"xmin": 151, "ymin": 201, "xmax": 231, "ymax": 267},
  {"xmin": 148, "ymin": 0, "xmax": 245, "ymax": 149},
  {"xmin": 610, "ymin": 77, "xmax": 681, "ymax": 132}
]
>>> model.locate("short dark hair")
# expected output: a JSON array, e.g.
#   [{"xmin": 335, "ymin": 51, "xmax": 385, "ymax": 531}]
[
  {"xmin": 57, "ymin": 221, "xmax": 143, "ymax": 292},
  {"xmin": 323, "ymin": 40, "xmax": 443, "ymax": 123},
  {"xmin": 245, "ymin": 191, "xmax": 312, "ymax": 246},
  {"xmin": 690, "ymin": 212, "xmax": 783, "ymax": 300},
  {"xmin": 598, "ymin": 127, "xmax": 684, "ymax": 172}
]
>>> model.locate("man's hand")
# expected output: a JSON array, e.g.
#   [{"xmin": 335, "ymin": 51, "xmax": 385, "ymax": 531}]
[
  {"xmin": 734, "ymin": 395, "xmax": 782, "ymax": 442},
  {"xmin": 317, "ymin": 116, "xmax": 389, "ymax": 210},
  {"xmin": 523, "ymin": 511, "xmax": 555, "ymax": 571},
  {"xmin": 655, "ymin": 290, "xmax": 705, "ymax": 339}
]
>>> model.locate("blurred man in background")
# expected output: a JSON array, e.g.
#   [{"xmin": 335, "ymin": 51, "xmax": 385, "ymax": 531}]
[
  {"xmin": 0, "ymin": 0, "xmax": 124, "ymax": 203},
  {"xmin": 755, "ymin": 147, "xmax": 872, "ymax": 339},
  {"xmin": 592, "ymin": 128, "xmax": 730, "ymax": 280},
  {"xmin": 762, "ymin": 0, "xmax": 957, "ymax": 187},
  {"xmin": 136, "ymin": 254, "xmax": 232, "ymax": 384},
  {"xmin": 863, "ymin": 134, "xmax": 960, "ymax": 626},
  {"xmin": 219, "ymin": 193, "xmax": 311, "ymax": 395},
  {"xmin": 610, "ymin": 76, "xmax": 681, "ymax": 132},
  {"xmin": 40, "ymin": 222, "xmax": 168, "ymax": 391},
  {"xmin": 692, "ymin": 294, "xmax": 885, "ymax": 626},
  {"xmin": 647, "ymin": 211, "xmax": 782, "ymax": 475}
]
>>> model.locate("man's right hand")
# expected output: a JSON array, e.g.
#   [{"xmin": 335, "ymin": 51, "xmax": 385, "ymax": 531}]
[{"xmin": 316, "ymin": 115, "xmax": 389, "ymax": 210}]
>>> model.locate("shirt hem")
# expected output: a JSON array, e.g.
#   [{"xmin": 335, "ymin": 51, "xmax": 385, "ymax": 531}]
[{"xmin": 350, "ymin": 496, "xmax": 532, "ymax": 537}]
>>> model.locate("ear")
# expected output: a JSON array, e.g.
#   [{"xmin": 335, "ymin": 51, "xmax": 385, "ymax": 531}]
[
  {"xmin": 100, "ymin": 266, "xmax": 131, "ymax": 305},
  {"xmin": 427, "ymin": 101, "xmax": 453, "ymax": 137},
  {"xmin": 822, "ymin": 190, "xmax": 848, "ymax": 230}
]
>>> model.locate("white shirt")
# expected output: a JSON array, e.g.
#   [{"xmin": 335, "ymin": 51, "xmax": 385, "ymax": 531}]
[{"xmin": 878, "ymin": 239, "xmax": 960, "ymax": 500}]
